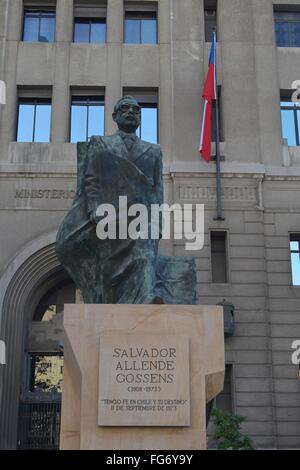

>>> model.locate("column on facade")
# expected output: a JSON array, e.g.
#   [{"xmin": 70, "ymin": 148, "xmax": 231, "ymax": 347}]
[
  {"xmin": 105, "ymin": 0, "xmax": 123, "ymax": 135},
  {"xmin": 218, "ymin": 0, "xmax": 260, "ymax": 163},
  {"xmin": 51, "ymin": 0, "xmax": 73, "ymax": 143},
  {"xmin": 0, "ymin": 0, "xmax": 22, "ymax": 159},
  {"xmin": 252, "ymin": 0, "xmax": 283, "ymax": 166},
  {"xmin": 171, "ymin": 0, "xmax": 205, "ymax": 164},
  {"xmin": 158, "ymin": 0, "xmax": 172, "ymax": 164}
]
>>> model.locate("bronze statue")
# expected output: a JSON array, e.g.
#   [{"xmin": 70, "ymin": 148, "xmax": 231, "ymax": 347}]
[{"xmin": 56, "ymin": 96, "xmax": 197, "ymax": 305}]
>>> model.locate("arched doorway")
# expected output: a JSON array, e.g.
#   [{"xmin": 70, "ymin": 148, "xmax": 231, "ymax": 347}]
[
  {"xmin": 0, "ymin": 235, "xmax": 76, "ymax": 449},
  {"xmin": 17, "ymin": 280, "xmax": 76, "ymax": 449}
]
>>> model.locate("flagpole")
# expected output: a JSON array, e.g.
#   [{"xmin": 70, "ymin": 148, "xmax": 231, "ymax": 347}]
[{"xmin": 213, "ymin": 30, "xmax": 224, "ymax": 221}]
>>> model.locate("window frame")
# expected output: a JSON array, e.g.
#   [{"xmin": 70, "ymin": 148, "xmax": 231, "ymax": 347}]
[
  {"xmin": 204, "ymin": 0, "xmax": 218, "ymax": 43},
  {"xmin": 22, "ymin": 9, "xmax": 56, "ymax": 43},
  {"xmin": 136, "ymin": 102, "xmax": 158, "ymax": 143},
  {"xmin": 73, "ymin": 17, "xmax": 106, "ymax": 43},
  {"xmin": 70, "ymin": 94, "xmax": 105, "ymax": 143},
  {"xmin": 290, "ymin": 233, "xmax": 300, "ymax": 287},
  {"xmin": 16, "ymin": 97, "xmax": 52, "ymax": 143},
  {"xmin": 124, "ymin": 10, "xmax": 158, "ymax": 44},
  {"xmin": 274, "ymin": 9, "xmax": 300, "ymax": 47},
  {"xmin": 210, "ymin": 229, "xmax": 230, "ymax": 284},
  {"xmin": 280, "ymin": 95, "xmax": 300, "ymax": 146}
]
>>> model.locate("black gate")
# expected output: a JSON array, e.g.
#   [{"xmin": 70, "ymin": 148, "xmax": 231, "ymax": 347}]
[{"xmin": 17, "ymin": 395, "xmax": 61, "ymax": 450}]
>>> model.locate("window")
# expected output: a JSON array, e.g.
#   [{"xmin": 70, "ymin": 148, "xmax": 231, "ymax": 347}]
[
  {"xmin": 204, "ymin": 0, "xmax": 217, "ymax": 42},
  {"xmin": 274, "ymin": 10, "xmax": 300, "ymax": 47},
  {"xmin": 215, "ymin": 364, "xmax": 233, "ymax": 413},
  {"xmin": 23, "ymin": 10, "xmax": 56, "ymax": 42},
  {"xmin": 123, "ymin": 89, "xmax": 158, "ymax": 143},
  {"xmin": 124, "ymin": 12, "xmax": 157, "ymax": 44},
  {"xmin": 210, "ymin": 231, "xmax": 228, "ymax": 283},
  {"xmin": 137, "ymin": 103, "xmax": 158, "ymax": 143},
  {"xmin": 290, "ymin": 234, "xmax": 300, "ymax": 286},
  {"xmin": 17, "ymin": 97, "xmax": 51, "ymax": 142},
  {"xmin": 29, "ymin": 354, "xmax": 63, "ymax": 393},
  {"xmin": 124, "ymin": 3, "xmax": 157, "ymax": 44},
  {"xmin": 74, "ymin": 17, "xmax": 106, "ymax": 43},
  {"xmin": 73, "ymin": 2, "xmax": 107, "ymax": 43},
  {"xmin": 40, "ymin": 305, "xmax": 61, "ymax": 322},
  {"xmin": 70, "ymin": 95, "xmax": 104, "ymax": 143},
  {"xmin": 280, "ymin": 96, "xmax": 300, "ymax": 146}
]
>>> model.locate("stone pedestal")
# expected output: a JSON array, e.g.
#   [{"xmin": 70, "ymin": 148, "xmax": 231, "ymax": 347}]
[{"xmin": 60, "ymin": 305, "xmax": 225, "ymax": 450}]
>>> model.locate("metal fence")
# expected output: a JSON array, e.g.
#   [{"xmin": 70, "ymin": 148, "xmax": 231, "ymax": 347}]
[{"xmin": 17, "ymin": 400, "xmax": 61, "ymax": 450}]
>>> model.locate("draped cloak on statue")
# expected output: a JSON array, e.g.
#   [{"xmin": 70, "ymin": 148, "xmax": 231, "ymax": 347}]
[{"xmin": 56, "ymin": 133, "xmax": 197, "ymax": 305}]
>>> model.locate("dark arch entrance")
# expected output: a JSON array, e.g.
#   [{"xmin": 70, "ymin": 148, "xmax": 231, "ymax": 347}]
[
  {"xmin": 17, "ymin": 280, "xmax": 76, "ymax": 449},
  {"xmin": 0, "ymin": 241, "xmax": 75, "ymax": 449}
]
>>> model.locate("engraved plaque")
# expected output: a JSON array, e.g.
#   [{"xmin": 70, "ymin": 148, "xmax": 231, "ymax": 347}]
[{"xmin": 98, "ymin": 334, "xmax": 190, "ymax": 427}]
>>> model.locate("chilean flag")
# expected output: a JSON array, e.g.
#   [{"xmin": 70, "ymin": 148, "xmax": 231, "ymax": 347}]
[{"xmin": 200, "ymin": 32, "xmax": 217, "ymax": 162}]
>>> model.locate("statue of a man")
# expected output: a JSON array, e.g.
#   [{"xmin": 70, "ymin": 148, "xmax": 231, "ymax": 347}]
[{"xmin": 56, "ymin": 96, "xmax": 197, "ymax": 305}]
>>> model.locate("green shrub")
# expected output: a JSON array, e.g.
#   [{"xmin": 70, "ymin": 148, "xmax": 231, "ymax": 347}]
[{"xmin": 211, "ymin": 408, "xmax": 254, "ymax": 450}]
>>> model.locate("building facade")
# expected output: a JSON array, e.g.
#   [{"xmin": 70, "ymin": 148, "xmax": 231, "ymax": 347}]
[{"xmin": 0, "ymin": 0, "xmax": 300, "ymax": 449}]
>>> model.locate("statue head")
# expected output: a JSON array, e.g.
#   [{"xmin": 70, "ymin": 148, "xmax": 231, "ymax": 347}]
[{"xmin": 112, "ymin": 96, "xmax": 141, "ymax": 133}]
